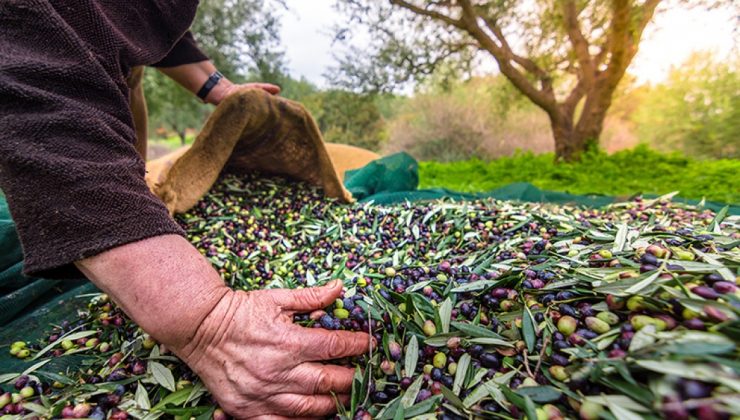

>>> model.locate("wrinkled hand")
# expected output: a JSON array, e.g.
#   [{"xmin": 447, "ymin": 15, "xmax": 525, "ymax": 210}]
[
  {"xmin": 208, "ymin": 81, "xmax": 280, "ymax": 105},
  {"xmin": 171, "ymin": 280, "xmax": 371, "ymax": 419}
]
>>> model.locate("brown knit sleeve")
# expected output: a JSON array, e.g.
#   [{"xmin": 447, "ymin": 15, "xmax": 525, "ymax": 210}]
[
  {"xmin": 151, "ymin": 32, "xmax": 209, "ymax": 68},
  {"xmin": 0, "ymin": 1, "xmax": 185, "ymax": 279}
]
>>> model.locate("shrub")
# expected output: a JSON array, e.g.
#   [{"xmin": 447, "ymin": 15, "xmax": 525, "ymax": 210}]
[{"xmin": 419, "ymin": 146, "xmax": 740, "ymax": 204}]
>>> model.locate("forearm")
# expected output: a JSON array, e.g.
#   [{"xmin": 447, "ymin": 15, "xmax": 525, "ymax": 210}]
[
  {"xmin": 157, "ymin": 61, "xmax": 234, "ymax": 105},
  {"xmin": 75, "ymin": 234, "xmax": 229, "ymax": 349}
]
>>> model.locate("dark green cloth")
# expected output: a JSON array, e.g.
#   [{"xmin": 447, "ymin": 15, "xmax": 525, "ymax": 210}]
[{"xmin": 346, "ymin": 153, "xmax": 740, "ymax": 214}]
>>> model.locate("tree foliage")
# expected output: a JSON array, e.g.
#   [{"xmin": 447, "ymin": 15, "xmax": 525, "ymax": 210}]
[
  {"xmin": 280, "ymin": 79, "xmax": 387, "ymax": 151},
  {"xmin": 312, "ymin": 90, "xmax": 386, "ymax": 151},
  {"xmin": 632, "ymin": 52, "xmax": 739, "ymax": 159},
  {"xmin": 331, "ymin": 0, "xmax": 667, "ymax": 161}
]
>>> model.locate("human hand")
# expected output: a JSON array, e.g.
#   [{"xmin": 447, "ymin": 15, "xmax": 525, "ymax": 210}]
[
  {"xmin": 207, "ymin": 80, "xmax": 280, "ymax": 105},
  {"xmin": 171, "ymin": 280, "xmax": 372, "ymax": 419},
  {"xmin": 76, "ymin": 236, "xmax": 368, "ymax": 419},
  {"xmin": 156, "ymin": 61, "xmax": 280, "ymax": 106}
]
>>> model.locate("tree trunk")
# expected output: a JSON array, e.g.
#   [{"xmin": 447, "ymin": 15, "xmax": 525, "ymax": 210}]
[
  {"xmin": 551, "ymin": 92, "xmax": 610, "ymax": 162},
  {"xmin": 177, "ymin": 129, "xmax": 187, "ymax": 145},
  {"xmin": 550, "ymin": 118, "xmax": 603, "ymax": 162}
]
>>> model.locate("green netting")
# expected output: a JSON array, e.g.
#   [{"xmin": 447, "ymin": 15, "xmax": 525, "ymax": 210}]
[
  {"xmin": 2, "ymin": 152, "xmax": 738, "ymax": 372},
  {"xmin": 0, "ymin": 197, "xmax": 95, "ymax": 373},
  {"xmin": 346, "ymin": 152, "xmax": 740, "ymax": 214}
]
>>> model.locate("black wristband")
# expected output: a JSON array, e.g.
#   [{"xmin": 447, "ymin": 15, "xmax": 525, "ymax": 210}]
[{"xmin": 196, "ymin": 71, "xmax": 223, "ymax": 101}]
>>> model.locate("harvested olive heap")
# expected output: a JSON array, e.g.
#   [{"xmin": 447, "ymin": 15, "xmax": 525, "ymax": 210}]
[{"xmin": 3, "ymin": 174, "xmax": 740, "ymax": 419}]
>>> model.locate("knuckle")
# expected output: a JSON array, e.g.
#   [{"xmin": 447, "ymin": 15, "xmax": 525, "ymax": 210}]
[
  {"xmin": 314, "ymin": 370, "xmax": 332, "ymax": 393},
  {"xmin": 289, "ymin": 397, "xmax": 315, "ymax": 416},
  {"xmin": 307, "ymin": 287, "xmax": 324, "ymax": 305},
  {"xmin": 217, "ymin": 396, "xmax": 242, "ymax": 417},
  {"xmin": 326, "ymin": 333, "xmax": 348, "ymax": 359}
]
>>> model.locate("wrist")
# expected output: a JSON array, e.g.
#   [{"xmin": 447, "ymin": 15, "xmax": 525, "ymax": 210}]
[
  {"xmin": 75, "ymin": 235, "xmax": 231, "ymax": 350},
  {"xmin": 141, "ymin": 282, "xmax": 231, "ymax": 350},
  {"xmin": 204, "ymin": 77, "xmax": 234, "ymax": 106},
  {"xmin": 171, "ymin": 289, "xmax": 239, "ymax": 365}
]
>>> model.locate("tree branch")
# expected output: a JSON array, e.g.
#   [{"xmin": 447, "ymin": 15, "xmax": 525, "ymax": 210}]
[
  {"xmin": 388, "ymin": 0, "xmax": 463, "ymax": 29},
  {"xmin": 480, "ymin": 17, "xmax": 547, "ymax": 78},
  {"xmin": 601, "ymin": 0, "xmax": 662, "ymax": 86},
  {"xmin": 562, "ymin": 79, "xmax": 587, "ymax": 119},
  {"xmin": 456, "ymin": 0, "xmax": 558, "ymax": 115},
  {"xmin": 562, "ymin": 0, "xmax": 595, "ymax": 86}
]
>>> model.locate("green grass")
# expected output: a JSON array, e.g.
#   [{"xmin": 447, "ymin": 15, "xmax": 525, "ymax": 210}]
[
  {"xmin": 418, "ymin": 146, "xmax": 740, "ymax": 204},
  {"xmin": 149, "ymin": 135, "xmax": 195, "ymax": 148}
]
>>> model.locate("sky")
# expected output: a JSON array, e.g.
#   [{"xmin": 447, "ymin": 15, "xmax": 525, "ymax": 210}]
[{"xmin": 278, "ymin": 1, "xmax": 737, "ymax": 88}]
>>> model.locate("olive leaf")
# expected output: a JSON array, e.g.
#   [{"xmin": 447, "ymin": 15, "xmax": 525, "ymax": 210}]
[
  {"xmin": 400, "ymin": 375, "xmax": 425, "ymax": 408},
  {"xmin": 451, "ymin": 321, "xmax": 504, "ymax": 339},
  {"xmin": 606, "ymin": 398, "xmax": 643, "ymax": 420},
  {"xmin": 453, "ymin": 353, "xmax": 471, "ymax": 394},
  {"xmin": 439, "ymin": 298, "xmax": 452, "ymax": 334},
  {"xmin": 515, "ymin": 386, "xmax": 562, "ymax": 403},
  {"xmin": 404, "ymin": 335, "xmax": 419, "ymax": 376},
  {"xmin": 135, "ymin": 382, "xmax": 151, "ymax": 410},
  {"xmin": 149, "ymin": 361, "xmax": 176, "ymax": 392},
  {"xmin": 522, "ymin": 307, "xmax": 536, "ymax": 353}
]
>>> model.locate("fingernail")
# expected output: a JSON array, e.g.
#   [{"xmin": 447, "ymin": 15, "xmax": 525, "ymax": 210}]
[{"xmin": 327, "ymin": 279, "xmax": 341, "ymax": 288}]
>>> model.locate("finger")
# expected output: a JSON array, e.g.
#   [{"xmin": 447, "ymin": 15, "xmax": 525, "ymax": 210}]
[
  {"xmin": 270, "ymin": 280, "xmax": 344, "ymax": 312},
  {"xmin": 291, "ymin": 326, "xmax": 371, "ymax": 361},
  {"xmin": 287, "ymin": 363, "xmax": 356, "ymax": 394},
  {"xmin": 254, "ymin": 83, "xmax": 281, "ymax": 95},
  {"xmin": 271, "ymin": 394, "xmax": 349, "ymax": 417},
  {"xmin": 336, "ymin": 394, "xmax": 351, "ymax": 407},
  {"xmin": 249, "ymin": 416, "xmax": 320, "ymax": 420}
]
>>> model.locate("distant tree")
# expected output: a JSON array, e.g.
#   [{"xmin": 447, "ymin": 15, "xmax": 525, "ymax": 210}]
[
  {"xmin": 143, "ymin": 70, "xmax": 208, "ymax": 144},
  {"xmin": 633, "ymin": 52, "xmax": 739, "ymax": 158},
  {"xmin": 332, "ymin": 0, "xmax": 675, "ymax": 161},
  {"xmin": 313, "ymin": 90, "xmax": 386, "ymax": 151},
  {"xmin": 190, "ymin": 0, "xmax": 287, "ymax": 82}
]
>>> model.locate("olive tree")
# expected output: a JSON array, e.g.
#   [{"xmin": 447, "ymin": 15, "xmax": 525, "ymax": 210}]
[{"xmin": 332, "ymin": 0, "xmax": 666, "ymax": 161}]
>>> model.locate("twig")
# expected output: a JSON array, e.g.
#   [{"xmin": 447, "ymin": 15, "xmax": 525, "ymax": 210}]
[
  {"xmin": 533, "ymin": 335, "xmax": 550, "ymax": 376},
  {"xmin": 522, "ymin": 350, "xmax": 535, "ymax": 379}
]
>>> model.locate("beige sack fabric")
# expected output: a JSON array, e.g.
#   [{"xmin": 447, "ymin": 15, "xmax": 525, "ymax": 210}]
[
  {"xmin": 326, "ymin": 143, "xmax": 380, "ymax": 182},
  {"xmin": 145, "ymin": 87, "xmax": 378, "ymax": 215},
  {"xmin": 146, "ymin": 142, "xmax": 379, "ymax": 194}
]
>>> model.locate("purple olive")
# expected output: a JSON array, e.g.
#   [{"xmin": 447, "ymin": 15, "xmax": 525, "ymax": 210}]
[
  {"xmin": 468, "ymin": 344, "xmax": 484, "ymax": 357},
  {"xmin": 680, "ymin": 380, "xmax": 712, "ymax": 399},
  {"xmin": 684, "ymin": 318, "xmax": 706, "ymax": 330},
  {"xmin": 704, "ymin": 273, "xmax": 723, "ymax": 285},
  {"xmin": 692, "ymin": 286, "xmax": 720, "ymax": 300},
  {"xmin": 416, "ymin": 389, "xmax": 432, "ymax": 403},
  {"xmin": 712, "ymin": 281, "xmax": 737, "ymax": 294},
  {"xmin": 13, "ymin": 376, "xmax": 28, "ymax": 390},
  {"xmin": 480, "ymin": 353, "xmax": 500, "ymax": 369},
  {"xmin": 640, "ymin": 264, "xmax": 657, "ymax": 273},
  {"xmin": 661, "ymin": 396, "xmax": 689, "ymax": 420},
  {"xmin": 640, "ymin": 253, "xmax": 658, "ymax": 265},
  {"xmin": 371, "ymin": 391, "xmax": 390, "ymax": 404},
  {"xmin": 550, "ymin": 353, "xmax": 570, "ymax": 366},
  {"xmin": 388, "ymin": 341, "xmax": 402, "ymax": 361},
  {"xmin": 696, "ymin": 404, "xmax": 724, "ymax": 420}
]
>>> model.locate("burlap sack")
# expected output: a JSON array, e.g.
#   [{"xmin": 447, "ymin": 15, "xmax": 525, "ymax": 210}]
[{"xmin": 145, "ymin": 87, "xmax": 378, "ymax": 214}]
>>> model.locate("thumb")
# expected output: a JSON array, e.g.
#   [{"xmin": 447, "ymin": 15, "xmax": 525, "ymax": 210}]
[{"xmin": 270, "ymin": 280, "xmax": 344, "ymax": 312}]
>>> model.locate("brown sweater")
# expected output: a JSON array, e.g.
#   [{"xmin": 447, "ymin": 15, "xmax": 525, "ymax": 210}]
[{"xmin": 0, "ymin": 0, "xmax": 207, "ymax": 278}]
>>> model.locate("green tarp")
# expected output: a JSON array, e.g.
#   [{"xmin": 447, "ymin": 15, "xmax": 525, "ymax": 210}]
[
  {"xmin": 2, "ymin": 152, "xmax": 738, "ymax": 371},
  {"xmin": 346, "ymin": 152, "xmax": 740, "ymax": 213}
]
